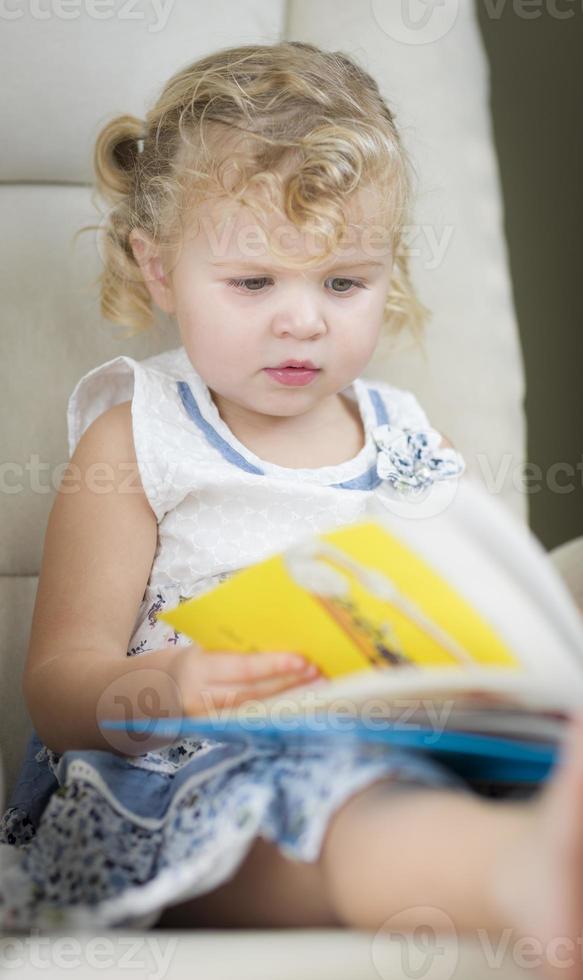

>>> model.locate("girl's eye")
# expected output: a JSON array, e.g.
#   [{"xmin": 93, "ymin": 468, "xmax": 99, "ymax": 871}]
[
  {"xmin": 226, "ymin": 277, "xmax": 271, "ymax": 291},
  {"xmin": 225, "ymin": 276, "xmax": 367, "ymax": 294},
  {"xmin": 328, "ymin": 277, "xmax": 366, "ymax": 293}
]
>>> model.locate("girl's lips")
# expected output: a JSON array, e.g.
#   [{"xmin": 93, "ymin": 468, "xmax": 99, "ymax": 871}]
[{"xmin": 264, "ymin": 367, "xmax": 321, "ymax": 387}]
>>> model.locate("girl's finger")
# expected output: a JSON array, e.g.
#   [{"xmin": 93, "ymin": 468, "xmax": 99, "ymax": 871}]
[
  {"xmin": 203, "ymin": 651, "xmax": 310, "ymax": 684},
  {"xmin": 197, "ymin": 669, "xmax": 319, "ymax": 710}
]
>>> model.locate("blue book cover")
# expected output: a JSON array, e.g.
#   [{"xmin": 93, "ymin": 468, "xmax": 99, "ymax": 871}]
[{"xmin": 101, "ymin": 715, "xmax": 559, "ymax": 785}]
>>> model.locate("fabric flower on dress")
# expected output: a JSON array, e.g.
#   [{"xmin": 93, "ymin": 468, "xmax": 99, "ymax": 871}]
[{"xmin": 371, "ymin": 424, "xmax": 465, "ymax": 497}]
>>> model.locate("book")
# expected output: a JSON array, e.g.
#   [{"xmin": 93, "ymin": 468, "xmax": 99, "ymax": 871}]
[{"xmin": 103, "ymin": 476, "xmax": 583, "ymax": 785}]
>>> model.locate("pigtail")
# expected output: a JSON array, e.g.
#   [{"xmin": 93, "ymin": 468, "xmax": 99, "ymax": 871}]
[
  {"xmin": 77, "ymin": 113, "xmax": 155, "ymax": 335},
  {"xmin": 94, "ymin": 113, "xmax": 144, "ymax": 201}
]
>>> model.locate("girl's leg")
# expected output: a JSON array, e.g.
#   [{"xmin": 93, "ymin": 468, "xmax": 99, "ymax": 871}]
[
  {"xmin": 154, "ymin": 776, "xmax": 419, "ymax": 929},
  {"xmin": 155, "ymin": 831, "xmax": 342, "ymax": 929},
  {"xmin": 320, "ymin": 713, "xmax": 583, "ymax": 980},
  {"xmin": 318, "ymin": 778, "xmax": 531, "ymax": 934},
  {"xmin": 154, "ymin": 778, "xmax": 526, "ymax": 933},
  {"xmin": 157, "ymin": 710, "xmax": 583, "ymax": 980}
]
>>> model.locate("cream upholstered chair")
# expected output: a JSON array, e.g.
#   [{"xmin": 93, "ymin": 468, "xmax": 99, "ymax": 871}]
[{"xmin": 1, "ymin": 2, "xmax": 581, "ymax": 976}]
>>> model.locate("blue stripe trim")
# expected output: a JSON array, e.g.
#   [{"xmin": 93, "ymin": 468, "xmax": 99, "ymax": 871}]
[
  {"xmin": 369, "ymin": 387, "xmax": 389, "ymax": 425},
  {"xmin": 330, "ymin": 464, "xmax": 382, "ymax": 491},
  {"xmin": 177, "ymin": 379, "xmax": 387, "ymax": 491},
  {"xmin": 328, "ymin": 385, "xmax": 387, "ymax": 488},
  {"xmin": 177, "ymin": 381, "xmax": 265, "ymax": 475}
]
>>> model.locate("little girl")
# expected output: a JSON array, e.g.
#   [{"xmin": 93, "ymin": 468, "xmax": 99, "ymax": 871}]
[{"xmin": 2, "ymin": 40, "xmax": 582, "ymax": 979}]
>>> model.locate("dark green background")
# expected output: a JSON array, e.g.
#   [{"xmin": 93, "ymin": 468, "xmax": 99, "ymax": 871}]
[{"xmin": 477, "ymin": 2, "xmax": 582, "ymax": 549}]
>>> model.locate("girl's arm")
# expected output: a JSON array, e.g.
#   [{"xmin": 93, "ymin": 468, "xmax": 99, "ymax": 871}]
[
  {"xmin": 21, "ymin": 399, "xmax": 179, "ymax": 757},
  {"xmin": 22, "ymin": 400, "xmax": 318, "ymax": 758}
]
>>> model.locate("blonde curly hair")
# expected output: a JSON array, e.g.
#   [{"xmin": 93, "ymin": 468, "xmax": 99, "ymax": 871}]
[{"xmin": 79, "ymin": 40, "xmax": 430, "ymax": 342}]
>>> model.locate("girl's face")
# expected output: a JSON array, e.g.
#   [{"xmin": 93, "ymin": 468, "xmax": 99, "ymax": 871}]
[{"xmin": 130, "ymin": 184, "xmax": 394, "ymax": 432}]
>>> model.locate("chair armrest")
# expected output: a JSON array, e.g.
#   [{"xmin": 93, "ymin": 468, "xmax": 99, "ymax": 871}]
[{"xmin": 549, "ymin": 536, "xmax": 583, "ymax": 611}]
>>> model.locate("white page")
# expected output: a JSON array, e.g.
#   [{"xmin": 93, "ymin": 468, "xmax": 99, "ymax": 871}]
[
  {"xmin": 255, "ymin": 663, "xmax": 583, "ymax": 719},
  {"xmin": 446, "ymin": 477, "xmax": 583, "ymax": 658},
  {"xmin": 362, "ymin": 479, "xmax": 583, "ymax": 689}
]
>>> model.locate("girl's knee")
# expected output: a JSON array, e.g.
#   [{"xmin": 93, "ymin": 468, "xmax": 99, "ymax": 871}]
[{"xmin": 318, "ymin": 777, "xmax": 445, "ymax": 928}]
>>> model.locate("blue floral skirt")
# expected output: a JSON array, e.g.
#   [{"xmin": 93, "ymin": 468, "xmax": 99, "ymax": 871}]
[{"xmin": 0, "ymin": 726, "xmax": 477, "ymax": 933}]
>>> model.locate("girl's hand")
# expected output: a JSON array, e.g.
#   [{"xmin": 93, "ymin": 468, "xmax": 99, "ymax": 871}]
[{"xmin": 168, "ymin": 644, "xmax": 321, "ymax": 717}]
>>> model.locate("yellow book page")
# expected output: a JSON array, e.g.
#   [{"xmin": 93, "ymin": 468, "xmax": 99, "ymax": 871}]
[{"xmin": 157, "ymin": 520, "xmax": 520, "ymax": 679}]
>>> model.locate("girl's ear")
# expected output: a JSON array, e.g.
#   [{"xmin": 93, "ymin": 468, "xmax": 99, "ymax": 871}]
[{"xmin": 129, "ymin": 229, "xmax": 176, "ymax": 314}]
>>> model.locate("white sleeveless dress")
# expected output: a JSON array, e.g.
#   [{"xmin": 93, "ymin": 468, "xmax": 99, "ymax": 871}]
[{"xmin": 0, "ymin": 345, "xmax": 471, "ymax": 933}]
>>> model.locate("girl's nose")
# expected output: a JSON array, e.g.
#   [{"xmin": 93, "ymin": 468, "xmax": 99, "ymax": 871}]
[{"xmin": 271, "ymin": 286, "xmax": 326, "ymax": 338}]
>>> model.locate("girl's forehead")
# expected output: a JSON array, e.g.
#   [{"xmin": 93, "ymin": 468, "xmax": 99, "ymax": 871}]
[{"xmin": 184, "ymin": 186, "xmax": 394, "ymax": 265}]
